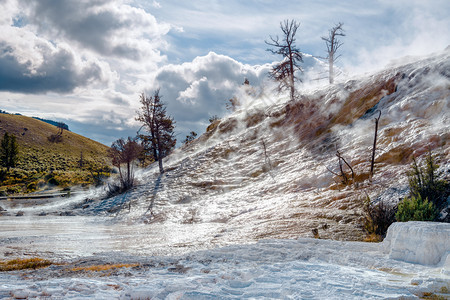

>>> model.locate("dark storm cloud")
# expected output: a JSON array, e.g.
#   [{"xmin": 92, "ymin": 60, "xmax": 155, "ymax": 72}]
[
  {"xmin": 0, "ymin": 42, "xmax": 103, "ymax": 93},
  {"xmin": 0, "ymin": 0, "xmax": 169, "ymax": 95}
]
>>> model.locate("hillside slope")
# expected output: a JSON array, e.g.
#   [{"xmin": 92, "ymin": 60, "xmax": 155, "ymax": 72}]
[
  {"xmin": 89, "ymin": 50, "xmax": 449, "ymax": 246},
  {"xmin": 0, "ymin": 114, "xmax": 110, "ymax": 192}
]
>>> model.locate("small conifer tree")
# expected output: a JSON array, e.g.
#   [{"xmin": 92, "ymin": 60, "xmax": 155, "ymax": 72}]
[
  {"xmin": 0, "ymin": 132, "xmax": 19, "ymax": 172},
  {"xmin": 407, "ymin": 152, "xmax": 447, "ymax": 209},
  {"xmin": 395, "ymin": 151, "xmax": 447, "ymax": 222},
  {"xmin": 396, "ymin": 194, "xmax": 437, "ymax": 222}
]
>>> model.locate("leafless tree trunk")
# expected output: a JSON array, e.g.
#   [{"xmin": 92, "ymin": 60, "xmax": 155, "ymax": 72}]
[
  {"xmin": 56, "ymin": 122, "xmax": 66, "ymax": 136},
  {"xmin": 370, "ymin": 110, "xmax": 381, "ymax": 179},
  {"xmin": 261, "ymin": 139, "xmax": 272, "ymax": 169},
  {"xmin": 156, "ymin": 127, "xmax": 164, "ymax": 174},
  {"xmin": 322, "ymin": 22, "xmax": 344, "ymax": 84},
  {"xmin": 336, "ymin": 150, "xmax": 354, "ymax": 182},
  {"xmin": 327, "ymin": 150, "xmax": 354, "ymax": 185}
]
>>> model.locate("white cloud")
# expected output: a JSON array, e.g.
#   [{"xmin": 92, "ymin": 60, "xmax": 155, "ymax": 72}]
[
  {"xmin": 152, "ymin": 1, "xmax": 161, "ymax": 9},
  {"xmin": 144, "ymin": 52, "xmax": 271, "ymax": 139},
  {"xmin": 0, "ymin": 0, "xmax": 449, "ymax": 147},
  {"xmin": 177, "ymin": 76, "xmax": 208, "ymax": 104},
  {"xmin": 340, "ymin": 0, "xmax": 450, "ymax": 73},
  {"xmin": 20, "ymin": 0, "xmax": 171, "ymax": 65}
]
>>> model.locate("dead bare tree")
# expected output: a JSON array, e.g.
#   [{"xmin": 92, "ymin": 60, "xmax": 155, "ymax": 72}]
[
  {"xmin": 261, "ymin": 138, "xmax": 276, "ymax": 181},
  {"xmin": 261, "ymin": 139, "xmax": 269, "ymax": 165},
  {"xmin": 145, "ymin": 174, "xmax": 162, "ymax": 217},
  {"xmin": 56, "ymin": 122, "xmax": 66, "ymax": 136},
  {"xmin": 261, "ymin": 139, "xmax": 272, "ymax": 169},
  {"xmin": 370, "ymin": 110, "xmax": 381, "ymax": 179},
  {"xmin": 266, "ymin": 19, "xmax": 303, "ymax": 102},
  {"xmin": 327, "ymin": 150, "xmax": 354, "ymax": 185},
  {"xmin": 336, "ymin": 150, "xmax": 354, "ymax": 183},
  {"xmin": 321, "ymin": 22, "xmax": 345, "ymax": 84}
]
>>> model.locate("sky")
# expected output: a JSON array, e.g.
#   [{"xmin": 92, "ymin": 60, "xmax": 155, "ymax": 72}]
[{"xmin": 0, "ymin": 0, "xmax": 449, "ymax": 146}]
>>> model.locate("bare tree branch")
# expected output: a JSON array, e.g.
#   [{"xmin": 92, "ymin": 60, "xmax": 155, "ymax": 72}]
[
  {"xmin": 321, "ymin": 22, "xmax": 345, "ymax": 84},
  {"xmin": 337, "ymin": 150, "xmax": 354, "ymax": 181},
  {"xmin": 370, "ymin": 110, "xmax": 381, "ymax": 179}
]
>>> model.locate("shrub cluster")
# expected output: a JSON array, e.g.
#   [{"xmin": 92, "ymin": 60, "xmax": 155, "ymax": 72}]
[
  {"xmin": 396, "ymin": 152, "xmax": 448, "ymax": 222},
  {"xmin": 362, "ymin": 195, "xmax": 396, "ymax": 239},
  {"xmin": 363, "ymin": 151, "xmax": 448, "ymax": 240},
  {"xmin": 396, "ymin": 194, "xmax": 437, "ymax": 222},
  {"xmin": 47, "ymin": 134, "xmax": 63, "ymax": 143}
]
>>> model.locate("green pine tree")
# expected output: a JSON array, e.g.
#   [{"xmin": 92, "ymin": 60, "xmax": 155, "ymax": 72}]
[
  {"xmin": 396, "ymin": 194, "xmax": 437, "ymax": 222},
  {"xmin": 407, "ymin": 152, "xmax": 446, "ymax": 209},
  {"xmin": 0, "ymin": 132, "xmax": 19, "ymax": 172}
]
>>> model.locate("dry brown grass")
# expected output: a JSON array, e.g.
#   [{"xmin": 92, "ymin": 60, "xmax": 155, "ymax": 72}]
[
  {"xmin": 269, "ymin": 118, "xmax": 285, "ymax": 128},
  {"xmin": 421, "ymin": 292, "xmax": 447, "ymax": 300},
  {"xmin": 206, "ymin": 120, "xmax": 220, "ymax": 133},
  {"xmin": 245, "ymin": 111, "xmax": 266, "ymax": 128},
  {"xmin": 0, "ymin": 258, "xmax": 53, "ymax": 271},
  {"xmin": 71, "ymin": 263, "xmax": 138, "ymax": 272},
  {"xmin": 191, "ymin": 179, "xmax": 226, "ymax": 190},
  {"xmin": 250, "ymin": 169, "xmax": 265, "ymax": 178},
  {"xmin": 377, "ymin": 146, "xmax": 414, "ymax": 164},
  {"xmin": 286, "ymin": 98, "xmax": 329, "ymax": 141},
  {"xmin": 218, "ymin": 118, "xmax": 238, "ymax": 134},
  {"xmin": 314, "ymin": 74, "xmax": 400, "ymax": 139},
  {"xmin": 331, "ymin": 75, "xmax": 398, "ymax": 126},
  {"xmin": 364, "ymin": 233, "xmax": 382, "ymax": 243},
  {"xmin": 354, "ymin": 172, "xmax": 371, "ymax": 183},
  {"xmin": 0, "ymin": 114, "xmax": 109, "ymax": 165}
]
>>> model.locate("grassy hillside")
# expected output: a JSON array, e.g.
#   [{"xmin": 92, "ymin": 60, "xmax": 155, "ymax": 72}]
[{"xmin": 0, "ymin": 113, "xmax": 111, "ymax": 194}]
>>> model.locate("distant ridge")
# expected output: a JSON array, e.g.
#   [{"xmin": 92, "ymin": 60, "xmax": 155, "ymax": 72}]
[
  {"xmin": 0, "ymin": 110, "xmax": 69, "ymax": 131},
  {"xmin": 0, "ymin": 109, "xmax": 70, "ymax": 131},
  {"xmin": 32, "ymin": 117, "xmax": 69, "ymax": 131}
]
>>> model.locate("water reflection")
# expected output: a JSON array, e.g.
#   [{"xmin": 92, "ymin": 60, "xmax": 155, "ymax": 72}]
[{"xmin": 0, "ymin": 216, "xmax": 225, "ymax": 259}]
